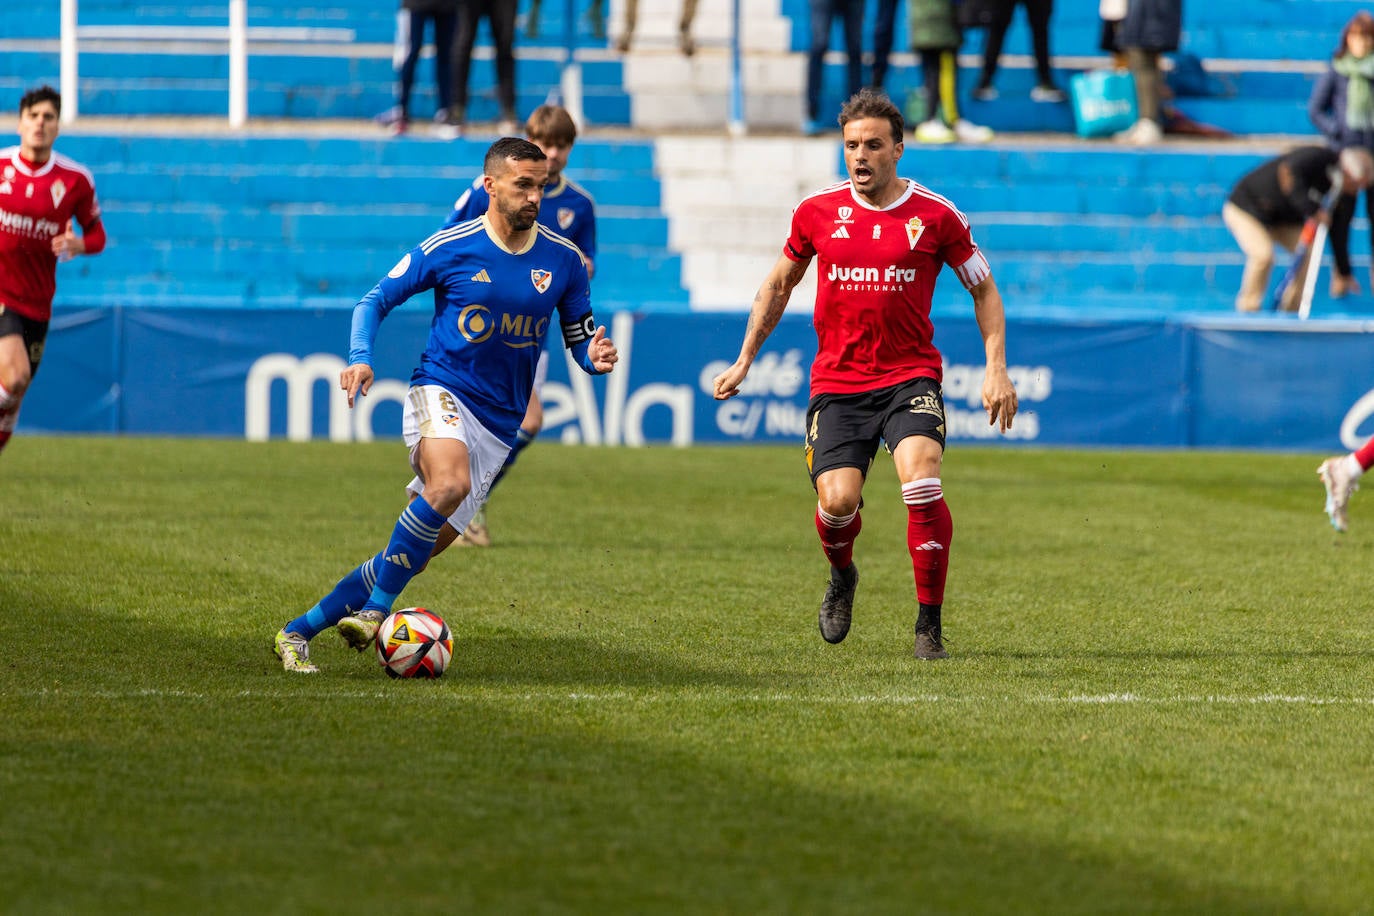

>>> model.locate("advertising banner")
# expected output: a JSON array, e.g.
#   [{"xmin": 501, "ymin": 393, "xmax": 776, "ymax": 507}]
[
  {"xmin": 1190, "ymin": 321, "xmax": 1374, "ymax": 451},
  {"xmin": 21, "ymin": 306, "xmax": 1374, "ymax": 452}
]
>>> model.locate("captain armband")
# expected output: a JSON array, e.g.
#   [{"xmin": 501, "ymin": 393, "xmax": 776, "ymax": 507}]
[{"xmin": 562, "ymin": 314, "xmax": 596, "ymax": 348}]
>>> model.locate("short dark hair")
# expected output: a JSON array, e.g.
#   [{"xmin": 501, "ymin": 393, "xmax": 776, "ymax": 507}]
[
  {"xmin": 19, "ymin": 85, "xmax": 61, "ymax": 115},
  {"xmin": 838, "ymin": 88, "xmax": 904, "ymax": 145},
  {"xmin": 525, "ymin": 104, "xmax": 577, "ymax": 147},
  {"xmin": 484, "ymin": 136, "xmax": 547, "ymax": 176}
]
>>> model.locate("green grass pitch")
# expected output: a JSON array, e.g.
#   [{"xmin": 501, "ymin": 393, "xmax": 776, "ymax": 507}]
[{"xmin": 3, "ymin": 436, "xmax": 1373, "ymax": 914}]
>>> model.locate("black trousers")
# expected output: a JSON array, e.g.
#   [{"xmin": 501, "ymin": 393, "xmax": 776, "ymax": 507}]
[
  {"xmin": 451, "ymin": 0, "xmax": 518, "ymax": 122},
  {"xmin": 979, "ymin": 0, "xmax": 1055, "ymax": 87},
  {"xmin": 1328, "ymin": 187, "xmax": 1372, "ymax": 278}
]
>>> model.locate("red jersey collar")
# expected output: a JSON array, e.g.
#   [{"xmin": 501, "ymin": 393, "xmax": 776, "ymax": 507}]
[{"xmin": 11, "ymin": 150, "xmax": 55, "ymax": 177}]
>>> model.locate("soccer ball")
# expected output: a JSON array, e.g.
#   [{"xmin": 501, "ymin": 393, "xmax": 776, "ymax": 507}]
[{"xmin": 375, "ymin": 608, "xmax": 453, "ymax": 679}]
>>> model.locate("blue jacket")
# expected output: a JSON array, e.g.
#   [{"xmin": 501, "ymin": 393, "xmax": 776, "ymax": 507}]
[{"xmin": 1308, "ymin": 66, "xmax": 1374, "ymax": 151}]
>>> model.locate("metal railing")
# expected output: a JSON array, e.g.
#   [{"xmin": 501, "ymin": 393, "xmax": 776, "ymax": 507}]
[
  {"xmin": 58, "ymin": 0, "xmax": 356, "ymax": 127},
  {"xmin": 57, "ymin": 0, "xmax": 747, "ymax": 133}
]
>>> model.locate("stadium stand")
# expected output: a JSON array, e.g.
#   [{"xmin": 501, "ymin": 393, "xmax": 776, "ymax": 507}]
[{"xmin": 1, "ymin": 0, "xmax": 1371, "ymax": 318}]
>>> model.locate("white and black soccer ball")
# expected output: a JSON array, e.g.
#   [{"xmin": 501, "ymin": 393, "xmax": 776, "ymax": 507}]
[{"xmin": 375, "ymin": 608, "xmax": 453, "ymax": 679}]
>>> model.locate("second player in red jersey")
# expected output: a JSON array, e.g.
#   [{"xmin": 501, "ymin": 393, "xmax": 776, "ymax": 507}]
[
  {"xmin": 0, "ymin": 85, "xmax": 106, "ymax": 455},
  {"xmin": 713, "ymin": 87, "xmax": 1016, "ymax": 661}
]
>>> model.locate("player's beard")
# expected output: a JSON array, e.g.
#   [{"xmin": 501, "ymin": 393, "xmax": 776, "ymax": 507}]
[{"xmin": 500, "ymin": 198, "xmax": 539, "ymax": 232}]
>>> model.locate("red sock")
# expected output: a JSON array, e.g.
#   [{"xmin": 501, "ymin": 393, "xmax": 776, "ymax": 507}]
[
  {"xmin": 1355, "ymin": 436, "xmax": 1374, "ymax": 472},
  {"xmin": 903, "ymin": 478, "xmax": 952, "ymax": 606},
  {"xmin": 815, "ymin": 504, "xmax": 861, "ymax": 570}
]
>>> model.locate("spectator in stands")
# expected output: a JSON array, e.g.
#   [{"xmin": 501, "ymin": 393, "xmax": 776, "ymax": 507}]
[
  {"xmin": 1318, "ymin": 433, "xmax": 1374, "ymax": 533},
  {"xmin": 1113, "ymin": 0, "xmax": 1180, "ymax": 145},
  {"xmin": 449, "ymin": 0, "xmax": 520, "ymax": 135},
  {"xmin": 1222, "ymin": 145, "xmax": 1374, "ymax": 313},
  {"xmin": 438, "ymin": 104, "xmax": 597, "ymax": 547},
  {"xmin": 1308, "ymin": 11, "xmax": 1374, "ymax": 299},
  {"xmin": 386, "ymin": 0, "xmax": 460, "ymax": 136},
  {"xmin": 614, "ymin": 0, "xmax": 699, "ymax": 56},
  {"xmin": 972, "ymin": 0, "xmax": 1067, "ymax": 103},
  {"xmin": 909, "ymin": 0, "xmax": 993, "ymax": 143},
  {"xmin": 0, "ymin": 86, "xmax": 106, "ymax": 457},
  {"xmin": 870, "ymin": 0, "xmax": 901, "ymax": 92},
  {"xmin": 804, "ymin": 0, "xmax": 865, "ymax": 135},
  {"xmin": 522, "ymin": 0, "xmax": 606, "ymax": 42}
]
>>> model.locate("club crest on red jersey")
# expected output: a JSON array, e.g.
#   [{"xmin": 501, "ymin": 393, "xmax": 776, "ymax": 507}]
[
  {"xmin": 905, "ymin": 217, "xmax": 925, "ymax": 250},
  {"xmin": 50, "ymin": 178, "xmax": 66, "ymax": 208},
  {"xmin": 530, "ymin": 269, "xmax": 552, "ymax": 293}
]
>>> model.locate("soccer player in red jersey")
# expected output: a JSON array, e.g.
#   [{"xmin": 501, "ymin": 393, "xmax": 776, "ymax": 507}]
[
  {"xmin": 712, "ymin": 88, "xmax": 1017, "ymax": 659},
  {"xmin": 0, "ymin": 85, "xmax": 106, "ymax": 455}
]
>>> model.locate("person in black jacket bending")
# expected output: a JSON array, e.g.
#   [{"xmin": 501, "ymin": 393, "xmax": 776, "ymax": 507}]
[{"xmin": 1223, "ymin": 146, "xmax": 1373, "ymax": 312}]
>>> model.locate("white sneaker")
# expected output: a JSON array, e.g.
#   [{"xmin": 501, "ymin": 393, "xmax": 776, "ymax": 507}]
[
  {"xmin": 914, "ymin": 119, "xmax": 957, "ymax": 144},
  {"xmin": 1115, "ymin": 118, "xmax": 1163, "ymax": 146},
  {"xmin": 953, "ymin": 119, "xmax": 994, "ymax": 143},
  {"xmin": 1318, "ymin": 457, "xmax": 1359, "ymax": 533}
]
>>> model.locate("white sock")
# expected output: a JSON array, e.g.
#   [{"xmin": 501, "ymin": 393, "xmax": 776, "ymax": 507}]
[{"xmin": 1343, "ymin": 454, "xmax": 1364, "ymax": 479}]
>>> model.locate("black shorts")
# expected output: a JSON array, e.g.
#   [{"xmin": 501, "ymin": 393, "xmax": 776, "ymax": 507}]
[
  {"xmin": 0, "ymin": 306, "xmax": 48, "ymax": 377},
  {"xmin": 805, "ymin": 376, "xmax": 946, "ymax": 484}
]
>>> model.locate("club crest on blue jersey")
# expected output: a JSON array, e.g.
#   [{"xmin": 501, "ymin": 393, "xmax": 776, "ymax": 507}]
[
  {"xmin": 557, "ymin": 207, "xmax": 575, "ymax": 230},
  {"xmin": 531, "ymin": 269, "xmax": 552, "ymax": 293}
]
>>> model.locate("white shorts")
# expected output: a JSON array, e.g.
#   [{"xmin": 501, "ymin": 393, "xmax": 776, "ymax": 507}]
[{"xmin": 402, "ymin": 384, "xmax": 511, "ymax": 533}]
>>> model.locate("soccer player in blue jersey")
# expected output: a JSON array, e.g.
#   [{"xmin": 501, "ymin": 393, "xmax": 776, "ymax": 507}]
[
  {"xmin": 272, "ymin": 136, "xmax": 617, "ymax": 673},
  {"xmin": 441, "ymin": 104, "xmax": 597, "ymax": 547}
]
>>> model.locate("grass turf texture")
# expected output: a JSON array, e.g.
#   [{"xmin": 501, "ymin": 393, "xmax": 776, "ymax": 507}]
[{"xmin": 3, "ymin": 436, "xmax": 1373, "ymax": 914}]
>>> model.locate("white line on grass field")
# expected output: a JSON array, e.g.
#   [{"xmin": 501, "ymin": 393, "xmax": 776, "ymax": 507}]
[{"xmin": 7, "ymin": 689, "xmax": 1374, "ymax": 706}]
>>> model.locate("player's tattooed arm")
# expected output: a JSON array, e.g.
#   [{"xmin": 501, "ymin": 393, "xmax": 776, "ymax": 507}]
[{"xmin": 747, "ymin": 256, "xmax": 808, "ymax": 341}]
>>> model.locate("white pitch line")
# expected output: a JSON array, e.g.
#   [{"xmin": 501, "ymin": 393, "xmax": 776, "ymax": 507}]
[{"xmin": 5, "ymin": 689, "xmax": 1374, "ymax": 706}]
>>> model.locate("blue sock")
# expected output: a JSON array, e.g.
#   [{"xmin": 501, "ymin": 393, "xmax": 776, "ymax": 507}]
[
  {"xmin": 362, "ymin": 496, "xmax": 447, "ymax": 613},
  {"xmin": 282, "ymin": 553, "xmax": 383, "ymax": 640},
  {"xmin": 488, "ymin": 426, "xmax": 535, "ymax": 495}
]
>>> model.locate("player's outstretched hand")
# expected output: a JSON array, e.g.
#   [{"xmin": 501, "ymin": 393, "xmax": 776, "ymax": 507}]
[
  {"xmin": 711, "ymin": 359, "xmax": 750, "ymax": 401},
  {"xmin": 589, "ymin": 325, "xmax": 619, "ymax": 373},
  {"xmin": 983, "ymin": 368, "xmax": 1018, "ymax": 433},
  {"xmin": 341, "ymin": 363, "xmax": 374, "ymax": 408}
]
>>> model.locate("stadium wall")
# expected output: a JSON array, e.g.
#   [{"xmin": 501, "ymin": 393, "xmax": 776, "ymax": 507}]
[{"xmin": 24, "ymin": 306, "xmax": 1374, "ymax": 452}]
